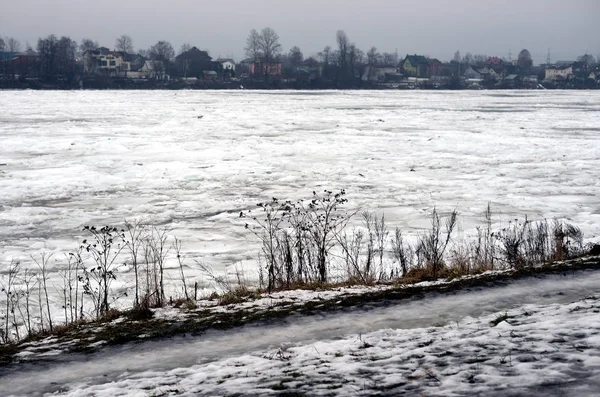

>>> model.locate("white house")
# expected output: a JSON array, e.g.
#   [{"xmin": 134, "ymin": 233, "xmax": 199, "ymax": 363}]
[
  {"xmin": 545, "ymin": 65, "xmax": 573, "ymax": 81},
  {"xmin": 362, "ymin": 66, "xmax": 398, "ymax": 82},
  {"xmin": 217, "ymin": 58, "xmax": 236, "ymax": 72},
  {"xmin": 83, "ymin": 48, "xmax": 131, "ymax": 75},
  {"xmin": 463, "ymin": 66, "xmax": 482, "ymax": 79},
  {"xmin": 478, "ymin": 67, "xmax": 500, "ymax": 80}
]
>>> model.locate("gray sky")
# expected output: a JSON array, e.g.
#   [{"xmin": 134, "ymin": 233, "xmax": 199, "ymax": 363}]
[{"xmin": 1, "ymin": 0, "xmax": 598, "ymax": 63}]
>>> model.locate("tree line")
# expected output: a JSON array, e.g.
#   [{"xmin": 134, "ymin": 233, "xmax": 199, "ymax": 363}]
[{"xmin": 1, "ymin": 29, "xmax": 598, "ymax": 89}]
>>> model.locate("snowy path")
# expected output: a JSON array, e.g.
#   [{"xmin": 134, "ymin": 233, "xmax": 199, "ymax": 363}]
[{"xmin": 2, "ymin": 269, "xmax": 600, "ymax": 396}]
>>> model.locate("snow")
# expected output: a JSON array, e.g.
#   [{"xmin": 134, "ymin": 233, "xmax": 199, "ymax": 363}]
[
  {"xmin": 2, "ymin": 269, "xmax": 600, "ymax": 396},
  {"xmin": 1, "ymin": 90, "xmax": 599, "ymax": 274},
  {"xmin": 1, "ymin": 89, "xmax": 599, "ymax": 341}
]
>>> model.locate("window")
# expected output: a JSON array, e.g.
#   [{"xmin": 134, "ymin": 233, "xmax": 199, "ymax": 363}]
[{"xmin": 109, "ymin": 61, "xmax": 116, "ymax": 66}]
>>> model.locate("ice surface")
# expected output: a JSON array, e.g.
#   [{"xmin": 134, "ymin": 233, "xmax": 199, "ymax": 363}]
[{"xmin": 1, "ymin": 90, "xmax": 599, "ymax": 315}]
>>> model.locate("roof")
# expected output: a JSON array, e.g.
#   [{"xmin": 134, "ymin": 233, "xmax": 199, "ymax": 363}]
[
  {"xmin": 203, "ymin": 70, "xmax": 218, "ymax": 75},
  {"xmin": 0, "ymin": 52, "xmax": 19, "ymax": 61},
  {"xmin": 404, "ymin": 55, "xmax": 428, "ymax": 65},
  {"xmin": 547, "ymin": 65, "xmax": 572, "ymax": 71},
  {"xmin": 217, "ymin": 58, "xmax": 235, "ymax": 63},
  {"xmin": 505, "ymin": 74, "xmax": 519, "ymax": 80},
  {"xmin": 555, "ymin": 61, "xmax": 574, "ymax": 67},
  {"xmin": 128, "ymin": 55, "xmax": 147, "ymax": 71},
  {"xmin": 487, "ymin": 57, "xmax": 504, "ymax": 65},
  {"xmin": 175, "ymin": 47, "xmax": 212, "ymax": 61},
  {"xmin": 15, "ymin": 50, "xmax": 39, "ymax": 57}
]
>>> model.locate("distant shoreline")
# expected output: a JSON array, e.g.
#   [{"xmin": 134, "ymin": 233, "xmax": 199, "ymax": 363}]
[{"xmin": 0, "ymin": 79, "xmax": 597, "ymax": 91}]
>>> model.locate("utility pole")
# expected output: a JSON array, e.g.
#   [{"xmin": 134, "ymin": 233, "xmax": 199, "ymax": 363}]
[{"xmin": 546, "ymin": 48, "xmax": 551, "ymax": 65}]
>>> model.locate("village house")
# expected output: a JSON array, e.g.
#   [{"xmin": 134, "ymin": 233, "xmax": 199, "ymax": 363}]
[
  {"xmin": 545, "ymin": 65, "xmax": 573, "ymax": 81},
  {"xmin": 242, "ymin": 58, "xmax": 283, "ymax": 78},
  {"xmin": 83, "ymin": 47, "xmax": 131, "ymax": 75},
  {"xmin": 477, "ymin": 66, "xmax": 501, "ymax": 80},
  {"xmin": 463, "ymin": 65, "xmax": 482, "ymax": 79},
  {"xmin": 400, "ymin": 55, "xmax": 442, "ymax": 78},
  {"xmin": 175, "ymin": 47, "xmax": 218, "ymax": 78},
  {"xmin": 362, "ymin": 66, "xmax": 399, "ymax": 82},
  {"xmin": 217, "ymin": 58, "xmax": 236, "ymax": 72},
  {"xmin": 401, "ymin": 55, "xmax": 429, "ymax": 77},
  {"xmin": 127, "ymin": 59, "xmax": 164, "ymax": 79},
  {"xmin": 0, "ymin": 50, "xmax": 41, "ymax": 77},
  {"xmin": 504, "ymin": 74, "xmax": 520, "ymax": 87},
  {"xmin": 202, "ymin": 70, "xmax": 218, "ymax": 81},
  {"xmin": 427, "ymin": 59, "xmax": 443, "ymax": 77}
]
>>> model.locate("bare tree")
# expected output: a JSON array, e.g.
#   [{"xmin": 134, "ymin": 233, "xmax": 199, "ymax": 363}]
[
  {"xmin": 453, "ymin": 50, "xmax": 461, "ymax": 63},
  {"xmin": 149, "ymin": 41, "xmax": 174, "ymax": 78},
  {"xmin": 367, "ymin": 46, "xmax": 380, "ymax": 80},
  {"xmin": 473, "ymin": 54, "xmax": 488, "ymax": 67},
  {"xmin": 517, "ymin": 49, "xmax": 533, "ymax": 70},
  {"xmin": 115, "ymin": 34, "xmax": 134, "ymax": 53},
  {"xmin": 288, "ymin": 46, "xmax": 303, "ymax": 67},
  {"xmin": 149, "ymin": 41, "xmax": 174, "ymax": 62},
  {"xmin": 367, "ymin": 46, "xmax": 380, "ymax": 66},
  {"xmin": 577, "ymin": 53, "xmax": 596, "ymax": 68},
  {"xmin": 336, "ymin": 30, "xmax": 350, "ymax": 78},
  {"xmin": 244, "ymin": 29, "xmax": 262, "ymax": 61},
  {"xmin": 0, "ymin": 37, "xmax": 5, "ymax": 52},
  {"xmin": 318, "ymin": 45, "xmax": 332, "ymax": 78},
  {"xmin": 37, "ymin": 34, "xmax": 59, "ymax": 79},
  {"xmin": 57, "ymin": 36, "xmax": 78, "ymax": 80},
  {"xmin": 79, "ymin": 38, "xmax": 99, "ymax": 54},
  {"xmin": 462, "ymin": 52, "xmax": 473, "ymax": 66},
  {"xmin": 178, "ymin": 43, "xmax": 192, "ymax": 78},
  {"xmin": 258, "ymin": 27, "xmax": 282, "ymax": 81},
  {"xmin": 6, "ymin": 37, "xmax": 21, "ymax": 53},
  {"xmin": 348, "ymin": 43, "xmax": 366, "ymax": 81},
  {"xmin": 382, "ymin": 52, "xmax": 397, "ymax": 66}
]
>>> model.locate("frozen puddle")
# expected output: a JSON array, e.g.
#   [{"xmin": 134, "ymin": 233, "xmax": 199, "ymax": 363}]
[{"xmin": 2, "ymin": 269, "xmax": 600, "ymax": 396}]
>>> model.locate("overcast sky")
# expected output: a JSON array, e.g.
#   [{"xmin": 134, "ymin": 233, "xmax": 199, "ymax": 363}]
[{"xmin": 1, "ymin": 0, "xmax": 598, "ymax": 63}]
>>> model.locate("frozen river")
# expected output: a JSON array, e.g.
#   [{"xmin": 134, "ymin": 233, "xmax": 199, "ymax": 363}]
[{"xmin": 1, "ymin": 90, "xmax": 599, "ymax": 279}]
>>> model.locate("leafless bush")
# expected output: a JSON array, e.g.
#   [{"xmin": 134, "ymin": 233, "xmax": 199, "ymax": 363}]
[
  {"xmin": 417, "ymin": 209, "xmax": 458, "ymax": 278},
  {"xmin": 32, "ymin": 253, "xmax": 54, "ymax": 332},
  {"xmin": 173, "ymin": 237, "xmax": 190, "ymax": 301},
  {"xmin": 124, "ymin": 220, "xmax": 147, "ymax": 307},
  {"xmin": 391, "ymin": 227, "xmax": 414, "ymax": 278},
  {"xmin": 242, "ymin": 189, "xmax": 353, "ymax": 292},
  {"xmin": 1, "ymin": 261, "xmax": 20, "ymax": 343},
  {"xmin": 336, "ymin": 211, "xmax": 388, "ymax": 283},
  {"xmin": 496, "ymin": 217, "xmax": 584, "ymax": 269},
  {"xmin": 242, "ymin": 197, "xmax": 290, "ymax": 292},
  {"xmin": 147, "ymin": 226, "xmax": 171, "ymax": 307},
  {"xmin": 17, "ymin": 269, "xmax": 36, "ymax": 337},
  {"xmin": 552, "ymin": 220, "xmax": 584, "ymax": 260},
  {"xmin": 337, "ymin": 226, "xmax": 369, "ymax": 283},
  {"xmin": 81, "ymin": 226, "xmax": 126, "ymax": 317}
]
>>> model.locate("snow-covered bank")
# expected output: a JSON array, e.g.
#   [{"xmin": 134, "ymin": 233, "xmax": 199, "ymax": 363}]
[
  {"xmin": 2, "ymin": 267, "xmax": 600, "ymax": 396},
  {"xmin": 49, "ymin": 296, "xmax": 600, "ymax": 397}
]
